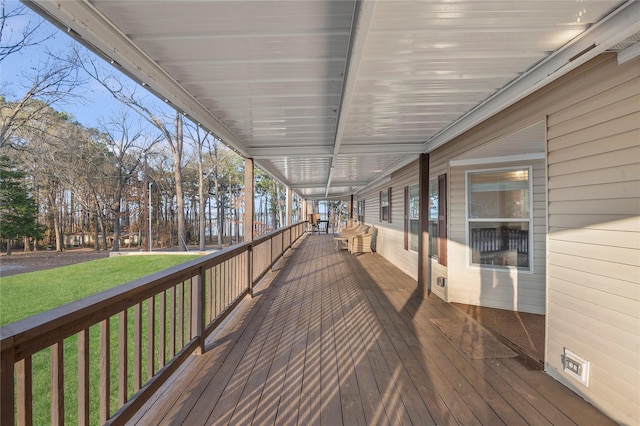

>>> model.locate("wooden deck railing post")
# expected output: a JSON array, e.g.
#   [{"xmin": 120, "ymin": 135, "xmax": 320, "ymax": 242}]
[
  {"xmin": 78, "ymin": 328, "xmax": 90, "ymax": 425},
  {"xmin": 100, "ymin": 319, "xmax": 110, "ymax": 424},
  {"xmin": 1, "ymin": 347, "xmax": 15, "ymax": 425},
  {"xmin": 248, "ymin": 245, "xmax": 254, "ymax": 297},
  {"xmin": 51, "ymin": 342, "xmax": 64, "ymax": 425},
  {"xmin": 17, "ymin": 356, "xmax": 32, "ymax": 425},
  {"xmin": 270, "ymin": 237, "xmax": 275, "ymax": 271},
  {"xmin": 193, "ymin": 266, "xmax": 205, "ymax": 355}
]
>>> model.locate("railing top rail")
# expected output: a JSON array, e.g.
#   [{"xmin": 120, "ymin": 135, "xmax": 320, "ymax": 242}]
[{"xmin": 0, "ymin": 221, "xmax": 306, "ymax": 358}]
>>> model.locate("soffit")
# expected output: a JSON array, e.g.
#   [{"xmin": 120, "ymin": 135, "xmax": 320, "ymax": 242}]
[
  {"xmin": 452, "ymin": 121, "xmax": 546, "ymax": 163},
  {"xmin": 27, "ymin": 0, "xmax": 637, "ymax": 200}
]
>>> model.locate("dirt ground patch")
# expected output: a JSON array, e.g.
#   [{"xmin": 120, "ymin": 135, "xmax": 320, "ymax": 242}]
[{"xmin": 0, "ymin": 249, "xmax": 110, "ymax": 277}]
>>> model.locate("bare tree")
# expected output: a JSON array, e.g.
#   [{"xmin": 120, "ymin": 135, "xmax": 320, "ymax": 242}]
[
  {"xmin": 185, "ymin": 122, "xmax": 220, "ymax": 251},
  {"xmin": 0, "ymin": 3, "xmax": 84, "ymax": 148},
  {"xmin": 98, "ymin": 110, "xmax": 159, "ymax": 251},
  {"xmin": 0, "ymin": 1, "xmax": 52, "ymax": 62},
  {"xmin": 80, "ymin": 54, "xmax": 189, "ymax": 250}
]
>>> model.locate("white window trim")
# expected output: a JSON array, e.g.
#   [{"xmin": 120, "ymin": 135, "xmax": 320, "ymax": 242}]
[
  {"xmin": 464, "ymin": 165, "xmax": 534, "ymax": 274},
  {"xmin": 408, "ymin": 184, "xmax": 419, "ymax": 253}
]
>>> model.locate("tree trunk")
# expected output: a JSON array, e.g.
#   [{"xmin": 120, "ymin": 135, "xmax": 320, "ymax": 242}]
[
  {"xmin": 113, "ymin": 201, "xmax": 121, "ymax": 252},
  {"xmin": 216, "ymin": 179, "xmax": 222, "ymax": 249},
  {"xmin": 172, "ymin": 113, "xmax": 186, "ymax": 251},
  {"xmin": 198, "ymin": 161, "xmax": 206, "ymax": 251},
  {"xmin": 49, "ymin": 189, "xmax": 63, "ymax": 252},
  {"xmin": 94, "ymin": 212, "xmax": 99, "ymax": 251}
]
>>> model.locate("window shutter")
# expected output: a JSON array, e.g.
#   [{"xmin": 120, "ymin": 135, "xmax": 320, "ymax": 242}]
[
  {"xmin": 438, "ymin": 174, "xmax": 447, "ymax": 266},
  {"xmin": 403, "ymin": 186, "xmax": 408, "ymax": 250},
  {"xmin": 388, "ymin": 187, "xmax": 392, "ymax": 223}
]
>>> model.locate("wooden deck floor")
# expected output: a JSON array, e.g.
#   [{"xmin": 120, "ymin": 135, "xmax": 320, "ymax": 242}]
[{"xmin": 130, "ymin": 234, "xmax": 614, "ymax": 425}]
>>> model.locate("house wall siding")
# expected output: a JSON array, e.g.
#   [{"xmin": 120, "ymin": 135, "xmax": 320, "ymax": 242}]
[
  {"xmin": 448, "ymin": 160, "xmax": 546, "ymax": 314},
  {"xmin": 358, "ymin": 161, "xmax": 420, "ymax": 281},
  {"xmin": 424, "ymin": 53, "xmax": 638, "ymax": 424},
  {"xmin": 545, "ymin": 56, "xmax": 640, "ymax": 425},
  {"xmin": 352, "ymin": 54, "xmax": 638, "ymax": 424}
]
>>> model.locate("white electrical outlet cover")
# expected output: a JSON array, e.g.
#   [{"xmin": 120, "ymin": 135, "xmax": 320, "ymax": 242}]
[{"xmin": 563, "ymin": 348, "xmax": 590, "ymax": 387}]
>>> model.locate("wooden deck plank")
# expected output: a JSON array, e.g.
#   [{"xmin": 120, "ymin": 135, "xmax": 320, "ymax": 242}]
[
  {"xmin": 348, "ymin": 267, "xmax": 430, "ymax": 425},
  {"xmin": 132, "ymin": 234, "xmax": 615, "ymax": 426},
  {"xmin": 355, "ymin": 251, "xmax": 604, "ymax": 426},
  {"xmin": 318, "ymin": 250, "xmax": 344, "ymax": 426},
  {"xmin": 296, "ymin": 240, "xmax": 323, "ymax": 426},
  {"xmin": 332, "ymin": 255, "xmax": 367, "ymax": 426},
  {"xmin": 367, "ymin": 258, "xmax": 545, "ymax": 425},
  {"xmin": 351, "ymin": 256, "xmax": 483, "ymax": 426},
  {"xmin": 275, "ymin": 245, "xmax": 317, "ymax": 425},
  {"xmin": 250, "ymin": 249, "xmax": 308, "ymax": 425}
]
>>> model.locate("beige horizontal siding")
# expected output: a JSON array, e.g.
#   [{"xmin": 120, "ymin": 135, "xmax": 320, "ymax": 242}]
[
  {"xmin": 446, "ymin": 160, "xmax": 546, "ymax": 314},
  {"xmin": 546, "ymin": 54, "xmax": 640, "ymax": 425},
  {"xmin": 548, "ymin": 214, "xmax": 637, "ymax": 230},
  {"xmin": 357, "ymin": 160, "xmax": 420, "ymax": 281}
]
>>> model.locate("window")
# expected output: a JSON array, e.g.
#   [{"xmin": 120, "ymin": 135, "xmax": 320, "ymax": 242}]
[
  {"xmin": 467, "ymin": 167, "xmax": 531, "ymax": 269},
  {"xmin": 429, "ymin": 175, "xmax": 447, "ymax": 265},
  {"xmin": 406, "ymin": 185, "xmax": 419, "ymax": 251},
  {"xmin": 380, "ymin": 187, "xmax": 391, "ymax": 222},
  {"xmin": 357, "ymin": 199, "xmax": 365, "ymax": 223}
]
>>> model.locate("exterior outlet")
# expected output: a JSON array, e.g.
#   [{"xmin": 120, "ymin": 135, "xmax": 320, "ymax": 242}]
[{"xmin": 563, "ymin": 348, "xmax": 590, "ymax": 387}]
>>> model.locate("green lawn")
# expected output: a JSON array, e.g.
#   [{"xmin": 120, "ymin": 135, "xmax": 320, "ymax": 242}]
[
  {"xmin": 1, "ymin": 254, "xmax": 201, "ymax": 424},
  {"xmin": 0, "ymin": 255, "xmax": 200, "ymax": 326}
]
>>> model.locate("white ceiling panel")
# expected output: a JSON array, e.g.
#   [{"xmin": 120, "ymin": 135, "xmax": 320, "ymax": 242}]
[{"xmin": 28, "ymin": 0, "xmax": 638, "ymax": 200}]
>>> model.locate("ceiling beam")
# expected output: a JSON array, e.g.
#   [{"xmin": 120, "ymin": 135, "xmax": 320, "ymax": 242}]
[
  {"xmin": 338, "ymin": 144, "xmax": 425, "ymax": 155},
  {"xmin": 326, "ymin": 0, "xmax": 378, "ymax": 195},
  {"xmin": 249, "ymin": 146, "xmax": 333, "ymax": 158}
]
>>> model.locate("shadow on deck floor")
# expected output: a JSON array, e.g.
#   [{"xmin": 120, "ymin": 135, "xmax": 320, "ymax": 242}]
[{"xmin": 452, "ymin": 303, "xmax": 545, "ymax": 369}]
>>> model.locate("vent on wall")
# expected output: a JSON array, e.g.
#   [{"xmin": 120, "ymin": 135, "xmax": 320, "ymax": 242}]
[{"xmin": 563, "ymin": 348, "xmax": 590, "ymax": 387}]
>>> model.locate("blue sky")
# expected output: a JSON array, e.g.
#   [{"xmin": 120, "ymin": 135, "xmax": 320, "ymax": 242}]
[{"xmin": 2, "ymin": 1, "xmax": 165, "ymax": 130}]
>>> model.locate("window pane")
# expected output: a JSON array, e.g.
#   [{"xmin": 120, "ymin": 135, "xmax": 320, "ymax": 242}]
[
  {"xmin": 409, "ymin": 219, "xmax": 419, "ymax": 251},
  {"xmin": 429, "ymin": 222, "xmax": 439, "ymax": 259},
  {"xmin": 428, "ymin": 178, "xmax": 438, "ymax": 258},
  {"xmin": 408, "ymin": 185, "xmax": 419, "ymax": 252},
  {"xmin": 428, "ymin": 179, "xmax": 438, "ymax": 220},
  {"xmin": 409, "ymin": 185, "xmax": 419, "ymax": 220},
  {"xmin": 469, "ymin": 222, "xmax": 529, "ymax": 268},
  {"xmin": 469, "ymin": 169, "xmax": 529, "ymax": 219}
]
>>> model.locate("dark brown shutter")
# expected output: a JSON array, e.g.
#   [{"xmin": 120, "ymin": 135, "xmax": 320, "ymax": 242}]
[
  {"xmin": 403, "ymin": 186, "xmax": 408, "ymax": 250},
  {"xmin": 438, "ymin": 174, "xmax": 447, "ymax": 266},
  {"xmin": 388, "ymin": 187, "xmax": 392, "ymax": 223}
]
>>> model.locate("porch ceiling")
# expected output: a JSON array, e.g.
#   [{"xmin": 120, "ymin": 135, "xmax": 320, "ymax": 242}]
[{"xmin": 27, "ymin": 0, "xmax": 640, "ymax": 199}]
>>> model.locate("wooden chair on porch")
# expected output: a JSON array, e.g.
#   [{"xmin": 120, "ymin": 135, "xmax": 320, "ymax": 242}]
[{"xmin": 307, "ymin": 213, "xmax": 321, "ymax": 233}]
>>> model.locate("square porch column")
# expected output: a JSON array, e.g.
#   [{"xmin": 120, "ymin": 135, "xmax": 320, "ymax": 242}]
[{"xmin": 244, "ymin": 157, "xmax": 254, "ymax": 242}]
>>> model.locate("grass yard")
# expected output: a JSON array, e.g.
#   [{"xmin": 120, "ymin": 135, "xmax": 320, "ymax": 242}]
[
  {"xmin": 0, "ymin": 254, "xmax": 201, "ymax": 424},
  {"xmin": 0, "ymin": 255, "xmax": 200, "ymax": 326}
]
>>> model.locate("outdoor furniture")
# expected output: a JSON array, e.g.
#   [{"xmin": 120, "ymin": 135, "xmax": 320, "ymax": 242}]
[
  {"xmin": 317, "ymin": 220, "xmax": 329, "ymax": 234},
  {"xmin": 307, "ymin": 213, "xmax": 321, "ymax": 233},
  {"xmin": 334, "ymin": 236, "xmax": 348, "ymax": 251},
  {"xmin": 348, "ymin": 226, "xmax": 375, "ymax": 254},
  {"xmin": 339, "ymin": 223, "xmax": 366, "ymax": 239}
]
